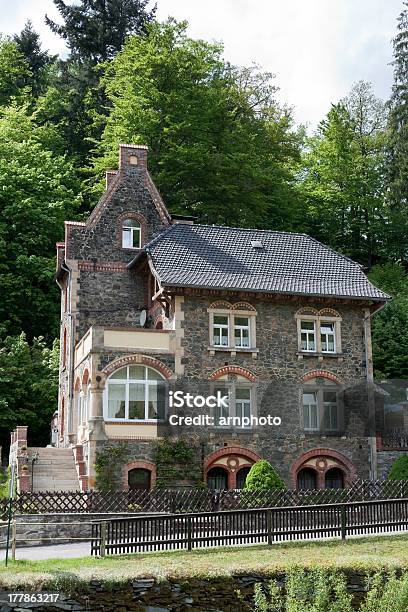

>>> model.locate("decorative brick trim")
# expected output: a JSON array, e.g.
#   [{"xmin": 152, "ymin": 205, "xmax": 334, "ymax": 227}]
[
  {"xmin": 318, "ymin": 307, "xmax": 341, "ymax": 318},
  {"xmin": 204, "ymin": 447, "xmax": 261, "ymax": 489},
  {"xmin": 209, "ymin": 300, "xmax": 232, "ymax": 310},
  {"xmin": 295, "ymin": 306, "xmax": 319, "ymax": 316},
  {"xmin": 301, "ymin": 370, "xmax": 342, "ymax": 384},
  {"xmin": 208, "ymin": 366, "xmax": 257, "ymax": 382},
  {"xmin": 102, "ymin": 354, "xmax": 174, "ymax": 379},
  {"xmin": 290, "ymin": 448, "xmax": 357, "ymax": 489},
  {"xmin": 117, "ymin": 211, "xmax": 146, "ymax": 249},
  {"xmin": 122, "ymin": 460, "xmax": 156, "ymax": 490},
  {"xmin": 232, "ymin": 302, "xmax": 256, "ymax": 312},
  {"xmin": 78, "ymin": 261, "xmax": 128, "ymax": 272}
]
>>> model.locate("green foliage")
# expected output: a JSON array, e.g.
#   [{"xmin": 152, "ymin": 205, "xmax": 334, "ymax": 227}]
[
  {"xmin": 94, "ymin": 19, "xmax": 303, "ymax": 228},
  {"xmin": 13, "ymin": 21, "xmax": 56, "ymax": 97},
  {"xmin": 388, "ymin": 456, "xmax": 408, "ymax": 481},
  {"xmin": 155, "ymin": 438, "xmax": 202, "ymax": 487},
  {"xmin": 46, "ymin": 0, "xmax": 156, "ymax": 64},
  {"xmin": 244, "ymin": 460, "xmax": 285, "ymax": 491},
  {"xmin": 368, "ymin": 264, "xmax": 408, "ymax": 378},
  {"xmin": 298, "ymin": 82, "xmax": 389, "ymax": 267},
  {"xmin": 0, "ymin": 333, "xmax": 59, "ymax": 449},
  {"xmin": 94, "ymin": 444, "xmax": 128, "ymax": 491},
  {"xmin": 0, "ymin": 104, "xmax": 81, "ymax": 340},
  {"xmin": 0, "ymin": 37, "xmax": 31, "ymax": 107},
  {"xmin": 253, "ymin": 569, "xmax": 352, "ymax": 612}
]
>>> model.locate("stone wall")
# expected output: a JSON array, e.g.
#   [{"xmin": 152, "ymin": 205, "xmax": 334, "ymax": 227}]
[
  {"xmin": 377, "ymin": 451, "xmax": 408, "ymax": 479},
  {"xmin": 0, "ymin": 571, "xmax": 376, "ymax": 610}
]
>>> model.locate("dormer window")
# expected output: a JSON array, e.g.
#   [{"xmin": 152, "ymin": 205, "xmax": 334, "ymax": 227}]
[{"xmin": 122, "ymin": 218, "xmax": 141, "ymax": 249}]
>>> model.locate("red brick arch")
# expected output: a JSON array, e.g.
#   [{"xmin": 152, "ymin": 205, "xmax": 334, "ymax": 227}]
[
  {"xmin": 301, "ymin": 370, "xmax": 342, "ymax": 384},
  {"xmin": 208, "ymin": 366, "xmax": 257, "ymax": 382},
  {"xmin": 204, "ymin": 447, "xmax": 261, "ymax": 489},
  {"xmin": 291, "ymin": 448, "xmax": 357, "ymax": 489},
  {"xmin": 102, "ymin": 354, "xmax": 174, "ymax": 379},
  {"xmin": 122, "ymin": 460, "xmax": 156, "ymax": 490}
]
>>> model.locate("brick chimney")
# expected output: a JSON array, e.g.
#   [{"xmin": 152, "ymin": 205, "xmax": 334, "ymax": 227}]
[{"xmin": 119, "ymin": 143, "xmax": 148, "ymax": 175}]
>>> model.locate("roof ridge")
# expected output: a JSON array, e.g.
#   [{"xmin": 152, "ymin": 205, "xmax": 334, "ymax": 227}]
[{"xmin": 187, "ymin": 223, "xmax": 308, "ymax": 237}]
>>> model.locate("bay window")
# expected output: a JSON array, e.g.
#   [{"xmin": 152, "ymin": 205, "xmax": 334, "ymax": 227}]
[{"xmin": 105, "ymin": 365, "xmax": 166, "ymax": 422}]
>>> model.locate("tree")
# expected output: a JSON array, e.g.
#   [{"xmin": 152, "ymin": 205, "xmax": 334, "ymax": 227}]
[
  {"xmin": 244, "ymin": 460, "xmax": 285, "ymax": 491},
  {"xmin": 387, "ymin": 2, "xmax": 408, "ymax": 262},
  {"xmin": 0, "ymin": 37, "xmax": 31, "ymax": 107},
  {"xmin": 0, "ymin": 333, "xmax": 59, "ymax": 453},
  {"xmin": 45, "ymin": 0, "xmax": 156, "ymax": 64},
  {"xmin": 298, "ymin": 82, "xmax": 388, "ymax": 266},
  {"xmin": 93, "ymin": 20, "xmax": 303, "ymax": 228},
  {"xmin": 368, "ymin": 263, "xmax": 408, "ymax": 379},
  {"xmin": 0, "ymin": 105, "xmax": 81, "ymax": 341},
  {"xmin": 13, "ymin": 20, "xmax": 56, "ymax": 97},
  {"xmin": 388, "ymin": 455, "xmax": 408, "ymax": 480}
]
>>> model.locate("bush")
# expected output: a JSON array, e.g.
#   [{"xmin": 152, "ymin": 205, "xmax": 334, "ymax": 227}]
[
  {"xmin": 388, "ymin": 455, "xmax": 408, "ymax": 480},
  {"xmin": 244, "ymin": 460, "xmax": 285, "ymax": 491}
]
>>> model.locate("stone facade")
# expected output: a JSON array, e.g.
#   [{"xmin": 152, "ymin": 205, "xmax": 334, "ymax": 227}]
[{"xmin": 55, "ymin": 143, "xmax": 389, "ymax": 491}]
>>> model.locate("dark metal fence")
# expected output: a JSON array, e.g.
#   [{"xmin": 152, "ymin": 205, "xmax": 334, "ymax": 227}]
[
  {"xmin": 91, "ymin": 497, "xmax": 408, "ymax": 556},
  {"xmin": 3, "ymin": 480, "xmax": 408, "ymax": 519},
  {"xmin": 381, "ymin": 428, "xmax": 408, "ymax": 449}
]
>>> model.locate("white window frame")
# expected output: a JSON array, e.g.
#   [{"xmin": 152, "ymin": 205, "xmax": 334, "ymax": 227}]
[
  {"xmin": 212, "ymin": 381, "xmax": 255, "ymax": 429},
  {"xmin": 104, "ymin": 365, "xmax": 166, "ymax": 422},
  {"xmin": 300, "ymin": 320, "xmax": 316, "ymax": 352},
  {"xmin": 303, "ymin": 391, "xmax": 319, "ymax": 431},
  {"xmin": 302, "ymin": 386, "xmax": 341, "ymax": 433},
  {"xmin": 234, "ymin": 316, "xmax": 251, "ymax": 348},
  {"xmin": 296, "ymin": 314, "xmax": 342, "ymax": 355},
  {"xmin": 208, "ymin": 307, "xmax": 257, "ymax": 351},
  {"xmin": 122, "ymin": 219, "xmax": 141, "ymax": 249},
  {"xmin": 320, "ymin": 321, "xmax": 336, "ymax": 354},
  {"xmin": 212, "ymin": 315, "xmax": 230, "ymax": 347}
]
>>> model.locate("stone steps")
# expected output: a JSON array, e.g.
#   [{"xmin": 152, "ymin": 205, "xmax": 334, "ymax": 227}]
[{"xmin": 28, "ymin": 447, "xmax": 80, "ymax": 492}]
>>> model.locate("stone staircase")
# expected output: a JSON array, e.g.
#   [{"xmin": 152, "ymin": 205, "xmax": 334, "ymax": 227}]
[{"xmin": 28, "ymin": 447, "xmax": 80, "ymax": 492}]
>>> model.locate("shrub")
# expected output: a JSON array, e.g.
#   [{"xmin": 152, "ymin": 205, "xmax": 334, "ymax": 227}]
[
  {"xmin": 388, "ymin": 455, "xmax": 408, "ymax": 480},
  {"xmin": 244, "ymin": 460, "xmax": 285, "ymax": 491}
]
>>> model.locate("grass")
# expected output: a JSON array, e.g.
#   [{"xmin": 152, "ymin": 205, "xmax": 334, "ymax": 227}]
[{"xmin": 1, "ymin": 534, "xmax": 408, "ymax": 590}]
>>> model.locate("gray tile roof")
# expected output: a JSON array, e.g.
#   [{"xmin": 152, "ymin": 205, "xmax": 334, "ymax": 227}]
[{"xmin": 129, "ymin": 224, "xmax": 390, "ymax": 301}]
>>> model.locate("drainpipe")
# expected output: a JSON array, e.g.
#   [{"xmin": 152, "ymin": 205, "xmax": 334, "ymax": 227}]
[
  {"xmin": 55, "ymin": 261, "xmax": 75, "ymax": 447},
  {"xmin": 363, "ymin": 302, "xmax": 387, "ymax": 480}
]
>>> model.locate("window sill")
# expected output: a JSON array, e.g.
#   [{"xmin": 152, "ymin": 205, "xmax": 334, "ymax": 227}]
[
  {"xmin": 297, "ymin": 351, "xmax": 343, "ymax": 362},
  {"xmin": 208, "ymin": 347, "xmax": 259, "ymax": 358},
  {"xmin": 122, "ymin": 246, "xmax": 141, "ymax": 251},
  {"xmin": 105, "ymin": 419, "xmax": 166, "ymax": 424}
]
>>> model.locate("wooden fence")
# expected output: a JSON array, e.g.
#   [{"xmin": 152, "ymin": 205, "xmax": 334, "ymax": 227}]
[
  {"xmin": 91, "ymin": 497, "xmax": 408, "ymax": 556},
  {"xmin": 3, "ymin": 480, "xmax": 408, "ymax": 519}
]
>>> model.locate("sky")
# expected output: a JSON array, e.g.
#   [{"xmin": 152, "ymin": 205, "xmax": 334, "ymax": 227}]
[{"xmin": 0, "ymin": 0, "xmax": 402, "ymax": 128}]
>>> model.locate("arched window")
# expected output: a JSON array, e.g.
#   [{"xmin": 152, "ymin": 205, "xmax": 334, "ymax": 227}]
[
  {"xmin": 207, "ymin": 467, "xmax": 228, "ymax": 490},
  {"xmin": 128, "ymin": 468, "xmax": 151, "ymax": 490},
  {"xmin": 104, "ymin": 365, "xmax": 166, "ymax": 422},
  {"xmin": 236, "ymin": 466, "xmax": 251, "ymax": 489},
  {"xmin": 122, "ymin": 218, "xmax": 141, "ymax": 249},
  {"xmin": 325, "ymin": 468, "xmax": 344, "ymax": 489},
  {"xmin": 297, "ymin": 468, "xmax": 317, "ymax": 490}
]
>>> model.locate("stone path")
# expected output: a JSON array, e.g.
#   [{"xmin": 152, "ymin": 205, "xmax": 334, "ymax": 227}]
[{"xmin": 0, "ymin": 541, "xmax": 90, "ymax": 561}]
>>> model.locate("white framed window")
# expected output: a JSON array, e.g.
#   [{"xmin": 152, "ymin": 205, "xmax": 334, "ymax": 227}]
[
  {"xmin": 212, "ymin": 380, "xmax": 254, "ymax": 429},
  {"xmin": 300, "ymin": 321, "xmax": 316, "ymax": 352},
  {"xmin": 320, "ymin": 322, "xmax": 336, "ymax": 353},
  {"xmin": 208, "ymin": 304, "xmax": 257, "ymax": 351},
  {"xmin": 104, "ymin": 365, "xmax": 166, "ymax": 422},
  {"xmin": 213, "ymin": 315, "xmax": 229, "ymax": 347},
  {"xmin": 122, "ymin": 218, "xmax": 141, "ymax": 249},
  {"xmin": 302, "ymin": 384, "xmax": 341, "ymax": 433},
  {"xmin": 234, "ymin": 317, "xmax": 250, "ymax": 348},
  {"xmin": 303, "ymin": 391, "xmax": 319, "ymax": 430},
  {"xmin": 296, "ymin": 310, "xmax": 342, "ymax": 355}
]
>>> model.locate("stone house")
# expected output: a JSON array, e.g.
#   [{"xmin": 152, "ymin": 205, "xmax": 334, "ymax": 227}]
[{"xmin": 55, "ymin": 143, "xmax": 391, "ymax": 492}]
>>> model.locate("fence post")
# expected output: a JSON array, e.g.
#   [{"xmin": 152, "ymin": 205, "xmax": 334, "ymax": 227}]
[
  {"xmin": 11, "ymin": 521, "xmax": 16, "ymax": 561},
  {"xmin": 340, "ymin": 505, "xmax": 347, "ymax": 541},
  {"xmin": 100, "ymin": 521, "xmax": 107, "ymax": 557},
  {"xmin": 267, "ymin": 509, "xmax": 273, "ymax": 546},
  {"xmin": 187, "ymin": 515, "xmax": 192, "ymax": 551}
]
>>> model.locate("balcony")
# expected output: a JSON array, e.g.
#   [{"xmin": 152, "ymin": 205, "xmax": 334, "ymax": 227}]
[
  {"xmin": 74, "ymin": 325, "xmax": 175, "ymax": 367},
  {"xmin": 377, "ymin": 429, "xmax": 408, "ymax": 450}
]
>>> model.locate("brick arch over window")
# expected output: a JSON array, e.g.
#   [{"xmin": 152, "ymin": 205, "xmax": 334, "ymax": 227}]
[
  {"xmin": 122, "ymin": 460, "xmax": 156, "ymax": 490},
  {"xmin": 102, "ymin": 354, "xmax": 174, "ymax": 379},
  {"xmin": 290, "ymin": 448, "xmax": 357, "ymax": 489},
  {"xmin": 209, "ymin": 300, "xmax": 232, "ymax": 310},
  {"xmin": 117, "ymin": 211, "xmax": 146, "ymax": 248},
  {"xmin": 301, "ymin": 370, "xmax": 342, "ymax": 384},
  {"xmin": 208, "ymin": 366, "xmax": 257, "ymax": 382},
  {"xmin": 205, "ymin": 447, "xmax": 261, "ymax": 489}
]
